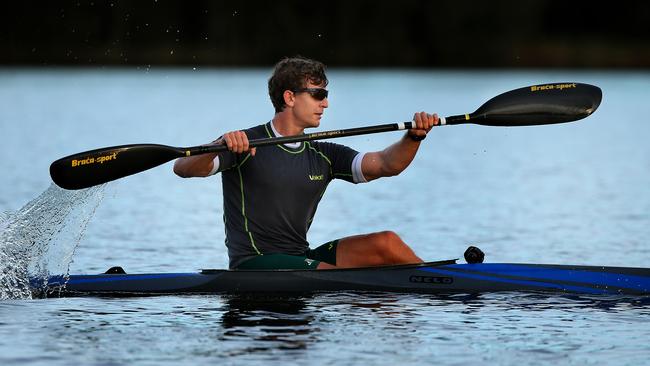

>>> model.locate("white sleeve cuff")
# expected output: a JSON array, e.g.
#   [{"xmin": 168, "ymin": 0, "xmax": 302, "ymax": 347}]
[
  {"xmin": 207, "ymin": 156, "xmax": 220, "ymax": 176},
  {"xmin": 351, "ymin": 152, "xmax": 367, "ymax": 184}
]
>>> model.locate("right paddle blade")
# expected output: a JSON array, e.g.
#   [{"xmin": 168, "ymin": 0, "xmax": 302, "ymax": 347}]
[
  {"xmin": 471, "ymin": 82, "xmax": 602, "ymax": 126},
  {"xmin": 50, "ymin": 144, "xmax": 185, "ymax": 190}
]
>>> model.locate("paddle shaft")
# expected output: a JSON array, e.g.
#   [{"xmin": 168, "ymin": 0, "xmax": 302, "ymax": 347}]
[
  {"xmin": 189, "ymin": 121, "xmax": 419, "ymax": 155},
  {"xmin": 185, "ymin": 115, "xmax": 479, "ymax": 155}
]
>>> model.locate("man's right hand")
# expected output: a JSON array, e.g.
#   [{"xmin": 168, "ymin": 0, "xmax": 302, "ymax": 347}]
[{"xmin": 221, "ymin": 131, "xmax": 257, "ymax": 156}]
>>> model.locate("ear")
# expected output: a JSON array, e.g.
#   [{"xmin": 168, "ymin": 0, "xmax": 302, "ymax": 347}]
[{"xmin": 283, "ymin": 90, "xmax": 295, "ymax": 108}]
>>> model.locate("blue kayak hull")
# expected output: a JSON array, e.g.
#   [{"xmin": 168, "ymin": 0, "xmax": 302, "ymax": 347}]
[{"xmin": 33, "ymin": 260, "xmax": 650, "ymax": 297}]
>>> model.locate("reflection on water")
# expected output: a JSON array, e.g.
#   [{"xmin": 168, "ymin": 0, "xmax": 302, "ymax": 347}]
[
  {"xmin": 217, "ymin": 291, "xmax": 650, "ymax": 359},
  {"xmin": 220, "ymin": 295, "xmax": 314, "ymax": 355},
  {"xmin": 1, "ymin": 292, "xmax": 649, "ymax": 365}
]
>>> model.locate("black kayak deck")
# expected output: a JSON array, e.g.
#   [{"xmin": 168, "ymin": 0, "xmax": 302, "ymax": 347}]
[{"xmin": 34, "ymin": 260, "xmax": 650, "ymax": 297}]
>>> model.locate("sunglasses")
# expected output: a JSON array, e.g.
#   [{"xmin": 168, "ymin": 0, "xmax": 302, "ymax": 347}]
[{"xmin": 292, "ymin": 88, "xmax": 329, "ymax": 101}]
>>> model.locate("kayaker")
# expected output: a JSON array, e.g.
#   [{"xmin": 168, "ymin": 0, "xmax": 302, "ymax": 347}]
[{"xmin": 174, "ymin": 56, "xmax": 438, "ymax": 270}]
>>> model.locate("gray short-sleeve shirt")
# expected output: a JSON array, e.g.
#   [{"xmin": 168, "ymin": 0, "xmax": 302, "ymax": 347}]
[{"xmin": 216, "ymin": 122, "xmax": 361, "ymax": 268}]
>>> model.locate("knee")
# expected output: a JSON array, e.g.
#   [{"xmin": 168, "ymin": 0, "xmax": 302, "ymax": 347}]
[
  {"xmin": 372, "ymin": 231, "xmax": 404, "ymax": 253},
  {"xmin": 376, "ymin": 230, "xmax": 401, "ymax": 243}
]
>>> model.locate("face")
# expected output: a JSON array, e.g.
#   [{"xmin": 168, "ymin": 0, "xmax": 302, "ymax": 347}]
[{"xmin": 287, "ymin": 81, "xmax": 329, "ymax": 129}]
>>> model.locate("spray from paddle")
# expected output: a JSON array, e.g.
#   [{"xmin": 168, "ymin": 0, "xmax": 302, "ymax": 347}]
[{"xmin": 0, "ymin": 184, "xmax": 105, "ymax": 300}]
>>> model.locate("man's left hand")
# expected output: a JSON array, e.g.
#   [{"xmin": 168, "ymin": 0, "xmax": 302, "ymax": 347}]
[{"xmin": 408, "ymin": 112, "xmax": 439, "ymax": 141}]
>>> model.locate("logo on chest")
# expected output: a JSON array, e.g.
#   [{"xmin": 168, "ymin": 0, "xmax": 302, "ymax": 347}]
[{"xmin": 308, "ymin": 174, "xmax": 325, "ymax": 181}]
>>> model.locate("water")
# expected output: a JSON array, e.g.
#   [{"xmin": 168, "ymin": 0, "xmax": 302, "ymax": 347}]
[
  {"xmin": 0, "ymin": 184, "xmax": 105, "ymax": 299},
  {"xmin": 2, "ymin": 294, "xmax": 650, "ymax": 365},
  {"xmin": 1, "ymin": 69, "xmax": 649, "ymax": 365}
]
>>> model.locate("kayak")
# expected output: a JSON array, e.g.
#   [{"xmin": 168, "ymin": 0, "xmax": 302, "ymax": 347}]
[{"xmin": 32, "ymin": 259, "xmax": 650, "ymax": 297}]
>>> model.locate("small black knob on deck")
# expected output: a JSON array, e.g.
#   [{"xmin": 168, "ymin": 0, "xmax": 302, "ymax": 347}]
[
  {"xmin": 464, "ymin": 246, "xmax": 485, "ymax": 264},
  {"xmin": 104, "ymin": 266, "xmax": 126, "ymax": 274}
]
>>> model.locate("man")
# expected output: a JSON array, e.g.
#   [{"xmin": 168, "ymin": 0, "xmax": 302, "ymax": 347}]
[{"xmin": 174, "ymin": 56, "xmax": 438, "ymax": 270}]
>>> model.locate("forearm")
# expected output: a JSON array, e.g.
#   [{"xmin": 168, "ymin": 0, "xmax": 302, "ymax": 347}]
[
  {"xmin": 362, "ymin": 133, "xmax": 422, "ymax": 181},
  {"xmin": 173, "ymin": 131, "xmax": 255, "ymax": 178},
  {"xmin": 377, "ymin": 133, "xmax": 421, "ymax": 176},
  {"xmin": 364, "ymin": 112, "xmax": 437, "ymax": 179},
  {"xmin": 173, "ymin": 152, "xmax": 218, "ymax": 178}
]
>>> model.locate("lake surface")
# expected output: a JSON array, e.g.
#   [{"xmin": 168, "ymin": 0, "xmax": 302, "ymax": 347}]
[{"xmin": 1, "ymin": 68, "xmax": 649, "ymax": 365}]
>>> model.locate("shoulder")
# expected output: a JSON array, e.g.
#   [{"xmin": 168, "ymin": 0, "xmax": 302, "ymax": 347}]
[
  {"xmin": 243, "ymin": 123, "xmax": 269, "ymax": 139},
  {"xmin": 309, "ymin": 141, "xmax": 358, "ymax": 156},
  {"xmin": 307, "ymin": 141, "xmax": 360, "ymax": 169},
  {"xmin": 309, "ymin": 140, "xmax": 347, "ymax": 150}
]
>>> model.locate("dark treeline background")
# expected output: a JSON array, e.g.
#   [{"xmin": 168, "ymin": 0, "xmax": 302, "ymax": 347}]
[{"xmin": 2, "ymin": 0, "xmax": 649, "ymax": 68}]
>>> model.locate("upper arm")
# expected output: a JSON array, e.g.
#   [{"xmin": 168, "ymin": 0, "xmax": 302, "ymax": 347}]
[{"xmin": 360, "ymin": 151, "xmax": 388, "ymax": 182}]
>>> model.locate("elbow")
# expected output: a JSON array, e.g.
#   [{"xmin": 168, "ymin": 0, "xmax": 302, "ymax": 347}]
[
  {"xmin": 173, "ymin": 161, "xmax": 190, "ymax": 178},
  {"xmin": 382, "ymin": 169, "xmax": 401, "ymax": 178},
  {"xmin": 381, "ymin": 164, "xmax": 405, "ymax": 178},
  {"xmin": 173, "ymin": 158, "xmax": 213, "ymax": 178}
]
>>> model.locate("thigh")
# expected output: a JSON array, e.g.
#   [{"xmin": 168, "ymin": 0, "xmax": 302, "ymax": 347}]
[
  {"xmin": 334, "ymin": 233, "xmax": 389, "ymax": 267},
  {"xmin": 335, "ymin": 231, "xmax": 422, "ymax": 267}
]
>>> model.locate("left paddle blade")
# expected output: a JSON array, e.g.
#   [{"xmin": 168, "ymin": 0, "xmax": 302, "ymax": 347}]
[{"xmin": 50, "ymin": 144, "xmax": 186, "ymax": 190}]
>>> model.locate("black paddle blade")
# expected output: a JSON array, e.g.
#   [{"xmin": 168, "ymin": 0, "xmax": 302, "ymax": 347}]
[
  {"xmin": 469, "ymin": 82, "xmax": 602, "ymax": 126},
  {"xmin": 50, "ymin": 144, "xmax": 185, "ymax": 190}
]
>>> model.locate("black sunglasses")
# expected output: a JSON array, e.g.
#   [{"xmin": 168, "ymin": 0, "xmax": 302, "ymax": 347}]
[{"xmin": 292, "ymin": 88, "xmax": 329, "ymax": 101}]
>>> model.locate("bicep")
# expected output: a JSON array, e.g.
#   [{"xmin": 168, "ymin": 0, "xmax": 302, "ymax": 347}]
[{"xmin": 360, "ymin": 151, "xmax": 387, "ymax": 182}]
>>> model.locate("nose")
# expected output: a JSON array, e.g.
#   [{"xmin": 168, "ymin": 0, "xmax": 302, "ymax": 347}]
[{"xmin": 321, "ymin": 97, "xmax": 329, "ymax": 108}]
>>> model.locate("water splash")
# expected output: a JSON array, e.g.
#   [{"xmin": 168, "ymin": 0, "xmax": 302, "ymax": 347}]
[{"xmin": 0, "ymin": 184, "xmax": 105, "ymax": 300}]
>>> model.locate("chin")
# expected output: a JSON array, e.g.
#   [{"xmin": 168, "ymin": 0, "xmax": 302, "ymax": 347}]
[{"xmin": 309, "ymin": 119, "xmax": 321, "ymax": 128}]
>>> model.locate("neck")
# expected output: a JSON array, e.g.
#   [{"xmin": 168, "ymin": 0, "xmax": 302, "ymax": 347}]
[{"xmin": 272, "ymin": 110, "xmax": 305, "ymax": 136}]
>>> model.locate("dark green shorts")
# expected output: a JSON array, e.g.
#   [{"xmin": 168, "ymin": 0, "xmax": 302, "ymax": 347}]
[{"xmin": 236, "ymin": 240, "xmax": 339, "ymax": 270}]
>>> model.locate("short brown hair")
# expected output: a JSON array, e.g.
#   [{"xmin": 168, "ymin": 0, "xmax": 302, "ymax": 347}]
[{"xmin": 268, "ymin": 56, "xmax": 328, "ymax": 113}]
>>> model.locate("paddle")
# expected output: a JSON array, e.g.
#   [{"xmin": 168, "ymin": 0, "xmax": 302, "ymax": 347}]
[{"xmin": 50, "ymin": 82, "xmax": 602, "ymax": 190}]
